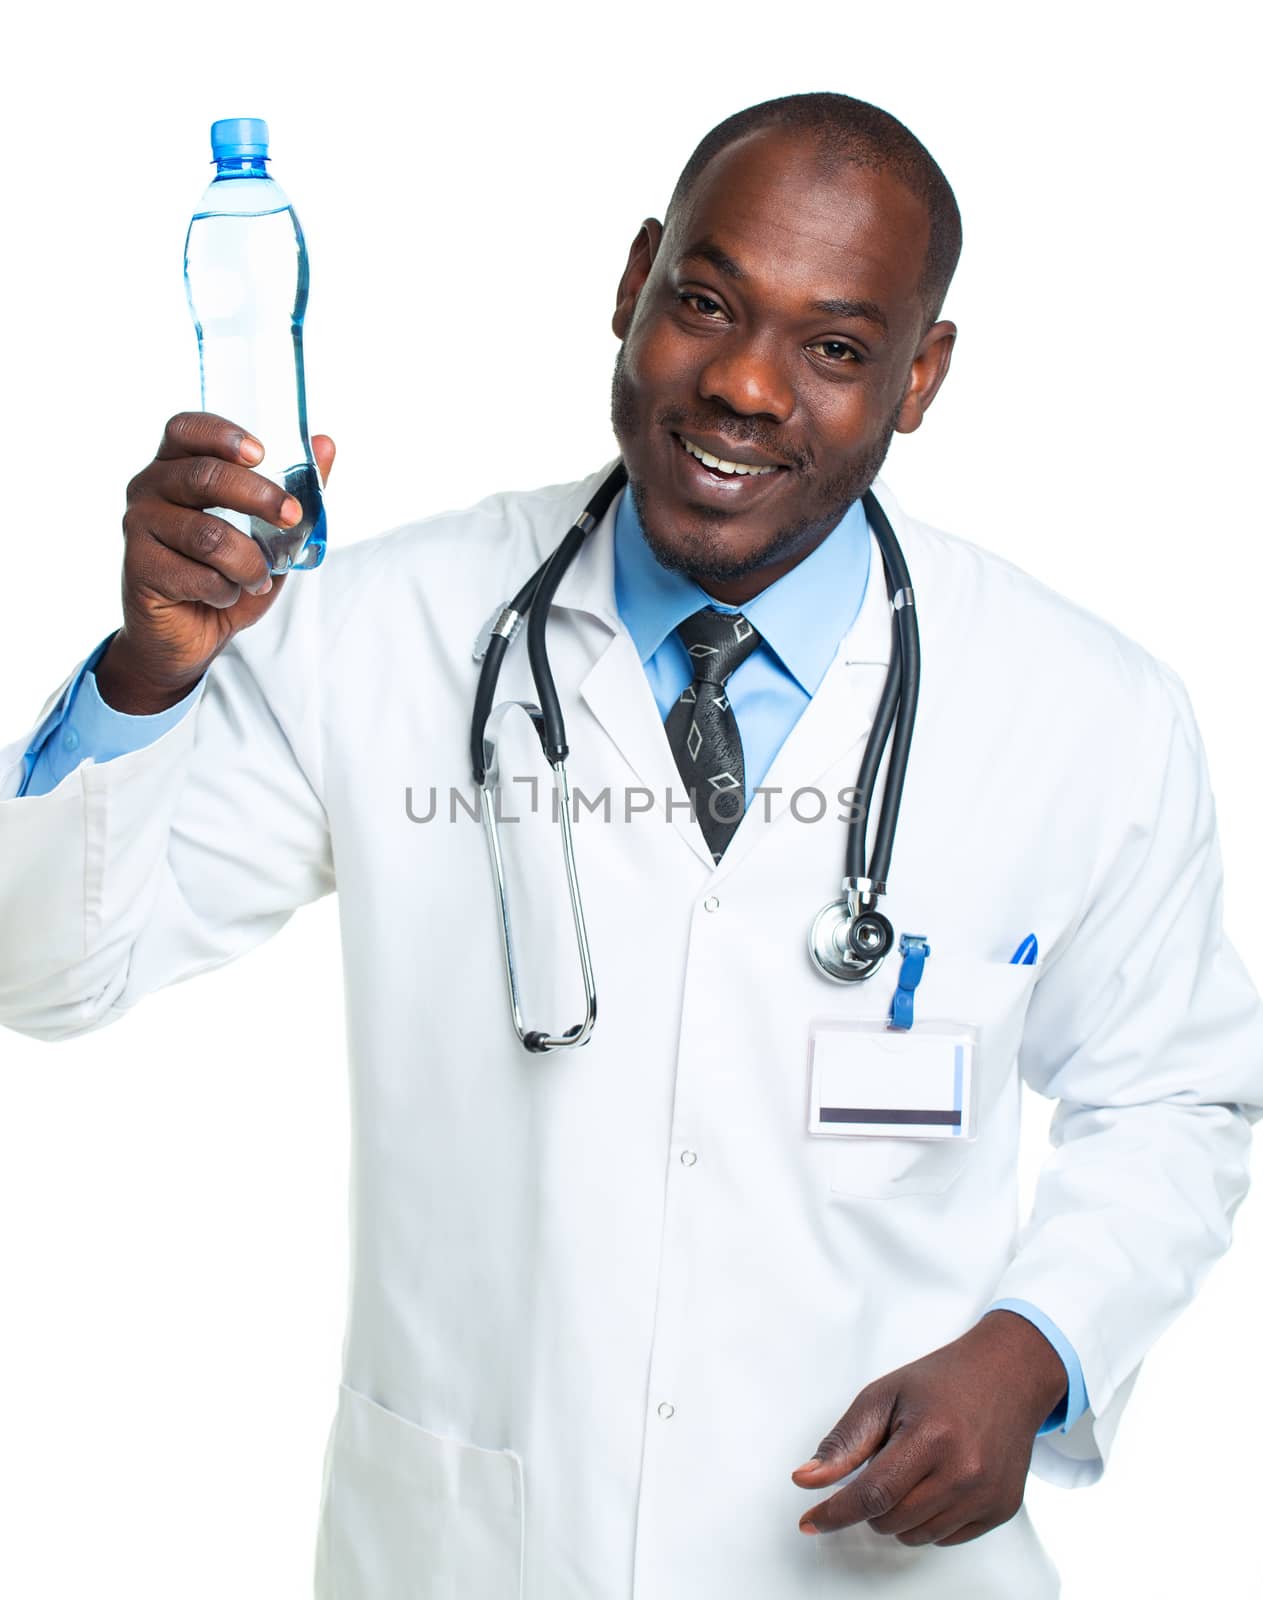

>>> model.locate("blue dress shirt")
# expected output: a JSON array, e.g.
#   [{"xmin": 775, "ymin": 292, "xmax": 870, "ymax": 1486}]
[
  {"xmin": 15, "ymin": 488, "xmax": 1088, "ymax": 1438},
  {"xmin": 614, "ymin": 492, "xmax": 873, "ymax": 807}
]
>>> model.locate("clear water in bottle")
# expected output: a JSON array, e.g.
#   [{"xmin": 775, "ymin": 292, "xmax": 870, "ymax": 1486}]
[{"xmin": 183, "ymin": 117, "xmax": 326, "ymax": 574}]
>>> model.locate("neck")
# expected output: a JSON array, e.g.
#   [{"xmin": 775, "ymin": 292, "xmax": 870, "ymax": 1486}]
[{"xmin": 213, "ymin": 157, "xmax": 270, "ymax": 178}]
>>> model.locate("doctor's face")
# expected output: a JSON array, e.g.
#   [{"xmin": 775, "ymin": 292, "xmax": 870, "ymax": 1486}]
[{"xmin": 610, "ymin": 129, "xmax": 955, "ymax": 600}]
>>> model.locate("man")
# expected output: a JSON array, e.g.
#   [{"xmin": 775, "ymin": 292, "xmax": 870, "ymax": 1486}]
[{"xmin": 2, "ymin": 92, "xmax": 1260, "ymax": 1598}]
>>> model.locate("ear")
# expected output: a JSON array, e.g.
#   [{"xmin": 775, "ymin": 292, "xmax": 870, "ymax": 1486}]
[
  {"xmin": 612, "ymin": 218, "xmax": 664, "ymax": 340},
  {"xmin": 893, "ymin": 321, "xmax": 956, "ymax": 435}
]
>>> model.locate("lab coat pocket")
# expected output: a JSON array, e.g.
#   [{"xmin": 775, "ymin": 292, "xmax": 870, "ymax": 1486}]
[
  {"xmin": 317, "ymin": 1383, "xmax": 524, "ymax": 1600},
  {"xmin": 825, "ymin": 955, "xmax": 1039, "ymax": 1200}
]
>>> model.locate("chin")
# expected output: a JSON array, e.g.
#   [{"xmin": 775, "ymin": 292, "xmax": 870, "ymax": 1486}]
[{"xmin": 637, "ymin": 501, "xmax": 774, "ymax": 584}]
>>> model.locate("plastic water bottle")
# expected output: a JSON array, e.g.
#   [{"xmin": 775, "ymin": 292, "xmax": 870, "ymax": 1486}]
[{"xmin": 183, "ymin": 117, "xmax": 326, "ymax": 574}]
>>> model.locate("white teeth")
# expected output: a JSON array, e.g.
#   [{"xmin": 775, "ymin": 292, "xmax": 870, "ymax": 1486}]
[{"xmin": 681, "ymin": 436, "xmax": 778, "ymax": 476}]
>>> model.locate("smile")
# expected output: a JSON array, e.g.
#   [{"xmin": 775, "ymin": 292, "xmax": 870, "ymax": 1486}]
[{"xmin": 674, "ymin": 432, "xmax": 783, "ymax": 477}]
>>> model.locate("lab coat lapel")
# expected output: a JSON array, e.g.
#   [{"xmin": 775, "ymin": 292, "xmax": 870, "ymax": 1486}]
[{"xmin": 536, "ymin": 462, "xmax": 717, "ymax": 870}]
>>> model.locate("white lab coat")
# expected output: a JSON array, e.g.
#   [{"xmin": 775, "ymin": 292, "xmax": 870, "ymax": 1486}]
[{"xmin": 2, "ymin": 463, "xmax": 1261, "ymax": 1599}]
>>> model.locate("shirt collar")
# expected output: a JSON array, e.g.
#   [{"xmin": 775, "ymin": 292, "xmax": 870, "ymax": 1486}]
[{"xmin": 613, "ymin": 486, "xmax": 872, "ymax": 696}]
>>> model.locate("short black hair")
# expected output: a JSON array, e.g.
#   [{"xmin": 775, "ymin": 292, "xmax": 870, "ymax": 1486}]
[{"xmin": 663, "ymin": 92, "xmax": 962, "ymax": 328}]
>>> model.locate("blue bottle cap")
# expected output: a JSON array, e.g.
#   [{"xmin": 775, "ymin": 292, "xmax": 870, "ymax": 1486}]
[{"xmin": 210, "ymin": 118, "xmax": 270, "ymax": 160}]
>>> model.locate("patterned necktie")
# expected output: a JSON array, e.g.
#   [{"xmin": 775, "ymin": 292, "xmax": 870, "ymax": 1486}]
[{"xmin": 664, "ymin": 606, "xmax": 764, "ymax": 863}]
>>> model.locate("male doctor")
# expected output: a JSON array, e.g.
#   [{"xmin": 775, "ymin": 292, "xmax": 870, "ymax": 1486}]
[{"xmin": 2, "ymin": 92, "xmax": 1261, "ymax": 1598}]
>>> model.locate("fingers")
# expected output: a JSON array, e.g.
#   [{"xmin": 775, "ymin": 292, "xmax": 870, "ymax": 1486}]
[
  {"xmin": 866, "ymin": 1475, "xmax": 959, "ymax": 1539},
  {"xmin": 930, "ymin": 1519, "xmax": 990, "ymax": 1546},
  {"xmin": 123, "ymin": 501, "xmax": 275, "ymax": 606},
  {"xmin": 154, "ymin": 411, "xmax": 335, "ymax": 476},
  {"xmin": 889, "ymin": 1510, "xmax": 987, "ymax": 1547},
  {"xmin": 796, "ymin": 1417, "xmax": 1025, "ymax": 1546},
  {"xmin": 795, "ymin": 1331, "xmax": 1040, "ymax": 1548},
  {"xmin": 154, "ymin": 410, "xmax": 264, "ymax": 466},
  {"xmin": 791, "ymin": 1382, "xmax": 894, "ymax": 1490},
  {"xmin": 799, "ymin": 1432, "xmax": 935, "ymax": 1535},
  {"xmin": 143, "ymin": 452, "xmax": 300, "ymax": 530},
  {"xmin": 121, "ymin": 411, "xmax": 330, "ymax": 616},
  {"xmin": 143, "ymin": 414, "xmax": 332, "ymax": 517},
  {"xmin": 311, "ymin": 433, "xmax": 336, "ymax": 485}
]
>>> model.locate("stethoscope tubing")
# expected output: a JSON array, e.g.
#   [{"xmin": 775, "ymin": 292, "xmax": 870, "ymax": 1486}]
[
  {"xmin": 527, "ymin": 517, "xmax": 586, "ymax": 766},
  {"xmin": 470, "ymin": 460, "xmax": 628, "ymax": 784},
  {"xmin": 469, "ymin": 457, "xmax": 919, "ymax": 1042},
  {"xmin": 858, "ymin": 490, "xmax": 920, "ymax": 890}
]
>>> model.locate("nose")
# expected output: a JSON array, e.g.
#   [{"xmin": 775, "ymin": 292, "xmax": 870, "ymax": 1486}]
[{"xmin": 697, "ymin": 330, "xmax": 795, "ymax": 424}]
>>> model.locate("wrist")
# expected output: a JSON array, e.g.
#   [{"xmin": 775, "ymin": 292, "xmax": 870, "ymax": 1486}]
[
  {"xmin": 972, "ymin": 1309, "xmax": 1069, "ymax": 1428},
  {"xmin": 94, "ymin": 632, "xmax": 207, "ymax": 716}
]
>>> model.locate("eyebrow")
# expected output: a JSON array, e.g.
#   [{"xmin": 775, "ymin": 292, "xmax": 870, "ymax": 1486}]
[{"xmin": 679, "ymin": 236, "xmax": 890, "ymax": 333}]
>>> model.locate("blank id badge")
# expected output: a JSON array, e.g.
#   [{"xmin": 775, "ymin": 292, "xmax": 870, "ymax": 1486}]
[{"xmin": 807, "ymin": 1019, "xmax": 979, "ymax": 1141}]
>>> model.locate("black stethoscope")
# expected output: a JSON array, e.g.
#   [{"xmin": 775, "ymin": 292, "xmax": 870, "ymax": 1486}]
[{"xmin": 470, "ymin": 457, "xmax": 920, "ymax": 1052}]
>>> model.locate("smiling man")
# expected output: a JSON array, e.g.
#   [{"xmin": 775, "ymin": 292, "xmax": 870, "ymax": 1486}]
[{"xmin": 3, "ymin": 93, "xmax": 1262, "ymax": 1599}]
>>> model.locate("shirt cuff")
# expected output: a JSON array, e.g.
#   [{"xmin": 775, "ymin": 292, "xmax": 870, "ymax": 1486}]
[
  {"xmin": 75, "ymin": 647, "xmax": 206, "ymax": 752},
  {"xmin": 17, "ymin": 631, "xmax": 206, "ymax": 797},
  {"xmin": 987, "ymin": 1297, "xmax": 1090, "ymax": 1436}
]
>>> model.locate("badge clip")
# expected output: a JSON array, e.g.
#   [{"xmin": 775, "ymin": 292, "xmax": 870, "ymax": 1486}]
[{"xmin": 888, "ymin": 933, "xmax": 931, "ymax": 1031}]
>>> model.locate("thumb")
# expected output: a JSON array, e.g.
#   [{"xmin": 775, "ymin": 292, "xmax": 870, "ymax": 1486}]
[
  {"xmin": 791, "ymin": 1383, "xmax": 896, "ymax": 1487},
  {"xmin": 312, "ymin": 433, "xmax": 336, "ymax": 486}
]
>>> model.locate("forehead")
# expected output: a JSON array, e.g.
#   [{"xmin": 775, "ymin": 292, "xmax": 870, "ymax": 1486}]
[{"xmin": 669, "ymin": 129, "xmax": 930, "ymax": 324}]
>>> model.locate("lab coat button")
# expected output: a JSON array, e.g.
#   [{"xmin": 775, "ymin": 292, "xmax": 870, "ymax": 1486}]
[
  {"xmin": 680, "ymin": 1150, "xmax": 698, "ymax": 1166},
  {"xmin": 703, "ymin": 895, "xmax": 720, "ymax": 912},
  {"xmin": 63, "ymin": 727, "xmax": 80, "ymax": 751},
  {"xmin": 657, "ymin": 1401, "xmax": 675, "ymax": 1419}
]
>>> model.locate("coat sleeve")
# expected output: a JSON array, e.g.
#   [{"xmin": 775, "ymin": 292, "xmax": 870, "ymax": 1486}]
[
  {"xmin": 990, "ymin": 656, "xmax": 1263, "ymax": 1488},
  {"xmin": 0, "ymin": 566, "xmax": 336, "ymax": 1043}
]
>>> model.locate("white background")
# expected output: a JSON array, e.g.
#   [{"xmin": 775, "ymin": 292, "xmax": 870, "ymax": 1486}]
[{"xmin": 1, "ymin": 2, "xmax": 1259, "ymax": 1595}]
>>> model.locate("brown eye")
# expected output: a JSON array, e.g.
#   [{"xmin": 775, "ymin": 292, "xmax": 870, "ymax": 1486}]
[
  {"xmin": 810, "ymin": 339, "xmax": 859, "ymax": 363},
  {"xmin": 679, "ymin": 292, "xmax": 726, "ymax": 319}
]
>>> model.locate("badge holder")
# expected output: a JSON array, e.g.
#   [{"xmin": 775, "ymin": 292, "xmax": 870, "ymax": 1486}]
[{"xmin": 807, "ymin": 934, "xmax": 979, "ymax": 1142}]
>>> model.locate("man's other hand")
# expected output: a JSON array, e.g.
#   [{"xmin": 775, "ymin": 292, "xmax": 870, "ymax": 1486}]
[{"xmin": 791, "ymin": 1310, "xmax": 1068, "ymax": 1547}]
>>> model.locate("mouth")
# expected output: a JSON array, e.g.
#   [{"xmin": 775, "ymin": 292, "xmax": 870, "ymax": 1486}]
[{"xmin": 667, "ymin": 430, "xmax": 792, "ymax": 505}]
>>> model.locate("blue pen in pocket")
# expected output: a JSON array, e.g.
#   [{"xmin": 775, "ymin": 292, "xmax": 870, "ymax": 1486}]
[{"xmin": 1009, "ymin": 934, "xmax": 1038, "ymax": 966}]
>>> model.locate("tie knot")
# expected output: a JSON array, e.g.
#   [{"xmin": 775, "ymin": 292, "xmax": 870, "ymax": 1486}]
[{"xmin": 676, "ymin": 606, "xmax": 762, "ymax": 685}]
